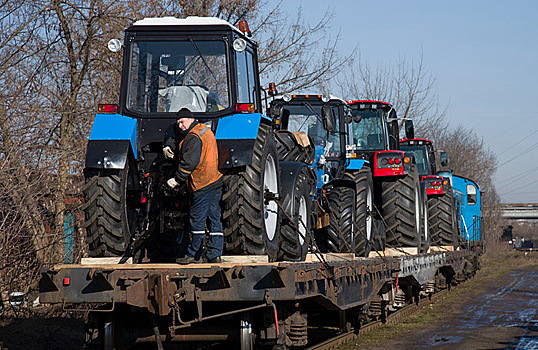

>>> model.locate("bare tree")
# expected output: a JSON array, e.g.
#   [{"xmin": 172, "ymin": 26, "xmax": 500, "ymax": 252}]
[
  {"xmin": 253, "ymin": 2, "xmax": 352, "ymax": 95},
  {"xmin": 335, "ymin": 53, "xmax": 448, "ymax": 136},
  {"xmin": 435, "ymin": 125, "xmax": 502, "ymax": 252}
]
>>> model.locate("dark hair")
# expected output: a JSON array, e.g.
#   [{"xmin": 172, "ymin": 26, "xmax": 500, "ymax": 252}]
[{"xmin": 177, "ymin": 108, "xmax": 193, "ymax": 119}]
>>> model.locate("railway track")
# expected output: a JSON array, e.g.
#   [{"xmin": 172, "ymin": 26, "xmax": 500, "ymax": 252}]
[{"xmin": 306, "ymin": 288, "xmax": 452, "ymax": 350}]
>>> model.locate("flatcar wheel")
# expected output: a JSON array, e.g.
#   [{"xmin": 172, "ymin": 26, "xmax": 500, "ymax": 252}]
[
  {"xmin": 103, "ymin": 313, "xmax": 115, "ymax": 350},
  {"xmin": 240, "ymin": 312, "xmax": 254, "ymax": 350}
]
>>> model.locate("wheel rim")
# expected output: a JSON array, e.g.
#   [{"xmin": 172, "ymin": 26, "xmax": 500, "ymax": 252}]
[
  {"xmin": 366, "ymin": 185, "xmax": 373, "ymax": 240},
  {"xmin": 103, "ymin": 320, "xmax": 114, "ymax": 350},
  {"xmin": 414, "ymin": 185, "xmax": 421, "ymax": 234},
  {"xmin": 125, "ymin": 161, "xmax": 139, "ymax": 240},
  {"xmin": 298, "ymin": 195, "xmax": 307, "ymax": 245},
  {"xmin": 239, "ymin": 312, "xmax": 253, "ymax": 350},
  {"xmin": 264, "ymin": 153, "xmax": 279, "ymax": 241},
  {"xmin": 423, "ymin": 200, "xmax": 429, "ymax": 242}
]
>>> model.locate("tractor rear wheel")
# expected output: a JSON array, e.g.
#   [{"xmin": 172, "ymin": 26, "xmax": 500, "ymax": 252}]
[
  {"xmin": 381, "ymin": 165, "xmax": 421, "ymax": 248},
  {"xmin": 222, "ymin": 124, "xmax": 280, "ymax": 261},
  {"xmin": 326, "ymin": 185, "xmax": 355, "ymax": 253},
  {"xmin": 428, "ymin": 185, "xmax": 458, "ymax": 246},
  {"xmin": 278, "ymin": 165, "xmax": 313, "ymax": 261},
  {"xmin": 275, "ymin": 130, "xmax": 314, "ymax": 164},
  {"xmin": 344, "ymin": 167, "xmax": 374, "ymax": 257},
  {"xmin": 83, "ymin": 158, "xmax": 140, "ymax": 257}
]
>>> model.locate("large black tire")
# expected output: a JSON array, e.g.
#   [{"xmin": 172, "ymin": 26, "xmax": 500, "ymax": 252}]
[
  {"xmin": 381, "ymin": 165, "xmax": 421, "ymax": 248},
  {"xmin": 344, "ymin": 167, "xmax": 374, "ymax": 257},
  {"xmin": 428, "ymin": 185, "xmax": 458, "ymax": 246},
  {"xmin": 325, "ymin": 185, "xmax": 355, "ymax": 253},
  {"xmin": 222, "ymin": 124, "xmax": 281, "ymax": 260},
  {"xmin": 82, "ymin": 159, "xmax": 140, "ymax": 257},
  {"xmin": 275, "ymin": 130, "xmax": 315, "ymax": 164},
  {"xmin": 278, "ymin": 165, "xmax": 314, "ymax": 261}
]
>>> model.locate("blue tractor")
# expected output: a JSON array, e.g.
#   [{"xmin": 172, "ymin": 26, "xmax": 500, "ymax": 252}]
[
  {"xmin": 438, "ymin": 172, "xmax": 483, "ymax": 248},
  {"xmin": 345, "ymin": 100, "xmax": 429, "ymax": 253},
  {"xmin": 269, "ymin": 94, "xmax": 377, "ymax": 257},
  {"xmin": 82, "ymin": 17, "xmax": 315, "ymax": 262}
]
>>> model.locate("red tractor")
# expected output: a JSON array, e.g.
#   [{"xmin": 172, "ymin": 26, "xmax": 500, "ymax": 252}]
[{"xmin": 400, "ymin": 138, "xmax": 459, "ymax": 247}]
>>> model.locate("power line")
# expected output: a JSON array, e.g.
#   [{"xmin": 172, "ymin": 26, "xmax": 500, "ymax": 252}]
[
  {"xmin": 496, "ymin": 129, "xmax": 538, "ymax": 157},
  {"xmin": 497, "ymin": 140, "xmax": 538, "ymax": 169},
  {"xmin": 499, "ymin": 178, "xmax": 538, "ymax": 195},
  {"xmin": 488, "ymin": 115, "xmax": 535, "ymax": 140},
  {"xmin": 496, "ymin": 164, "xmax": 538, "ymax": 189}
]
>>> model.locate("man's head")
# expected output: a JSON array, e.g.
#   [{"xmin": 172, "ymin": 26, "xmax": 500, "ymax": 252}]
[{"xmin": 176, "ymin": 108, "xmax": 195, "ymax": 131}]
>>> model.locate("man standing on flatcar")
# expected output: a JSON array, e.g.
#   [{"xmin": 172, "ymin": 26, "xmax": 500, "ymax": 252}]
[{"xmin": 164, "ymin": 108, "xmax": 224, "ymax": 264}]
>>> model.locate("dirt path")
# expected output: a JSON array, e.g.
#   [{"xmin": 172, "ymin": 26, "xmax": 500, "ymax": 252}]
[{"xmin": 345, "ymin": 252, "xmax": 538, "ymax": 350}]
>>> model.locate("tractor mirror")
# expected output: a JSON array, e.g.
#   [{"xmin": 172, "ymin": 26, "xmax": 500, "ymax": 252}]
[
  {"xmin": 271, "ymin": 105, "xmax": 290, "ymax": 128},
  {"xmin": 387, "ymin": 109, "xmax": 398, "ymax": 122},
  {"xmin": 439, "ymin": 151, "xmax": 448, "ymax": 167},
  {"xmin": 404, "ymin": 119, "xmax": 415, "ymax": 139},
  {"xmin": 321, "ymin": 106, "xmax": 335, "ymax": 133},
  {"xmin": 279, "ymin": 107, "xmax": 290, "ymax": 125}
]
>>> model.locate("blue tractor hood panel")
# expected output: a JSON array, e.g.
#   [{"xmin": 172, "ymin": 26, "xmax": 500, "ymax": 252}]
[
  {"xmin": 215, "ymin": 113, "xmax": 265, "ymax": 140},
  {"xmin": 347, "ymin": 159, "xmax": 368, "ymax": 171},
  {"xmin": 89, "ymin": 113, "xmax": 137, "ymax": 156}
]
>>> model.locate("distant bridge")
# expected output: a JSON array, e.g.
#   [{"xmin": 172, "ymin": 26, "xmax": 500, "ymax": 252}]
[{"xmin": 500, "ymin": 203, "xmax": 538, "ymax": 219}]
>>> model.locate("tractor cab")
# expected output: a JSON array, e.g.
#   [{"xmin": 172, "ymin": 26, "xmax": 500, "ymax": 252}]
[
  {"xmin": 269, "ymin": 94, "xmax": 352, "ymax": 186},
  {"xmin": 112, "ymin": 17, "xmax": 263, "ymax": 171},
  {"xmin": 120, "ymin": 17, "xmax": 261, "ymax": 119},
  {"xmin": 400, "ymin": 138, "xmax": 437, "ymax": 177},
  {"xmin": 400, "ymin": 138, "xmax": 450, "ymax": 196},
  {"xmin": 346, "ymin": 100, "xmax": 399, "ymax": 154}
]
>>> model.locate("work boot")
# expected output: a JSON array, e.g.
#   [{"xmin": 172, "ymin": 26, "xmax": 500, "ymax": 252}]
[
  {"xmin": 175, "ymin": 256, "xmax": 200, "ymax": 265},
  {"xmin": 207, "ymin": 256, "xmax": 222, "ymax": 263}
]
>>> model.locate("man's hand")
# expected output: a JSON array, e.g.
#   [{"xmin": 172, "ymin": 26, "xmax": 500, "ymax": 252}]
[
  {"xmin": 163, "ymin": 146, "xmax": 174, "ymax": 159},
  {"xmin": 167, "ymin": 178, "xmax": 179, "ymax": 188}
]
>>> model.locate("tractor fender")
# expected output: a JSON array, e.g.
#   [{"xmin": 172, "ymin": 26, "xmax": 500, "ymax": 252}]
[
  {"xmin": 279, "ymin": 161, "xmax": 316, "ymax": 216},
  {"xmin": 215, "ymin": 113, "xmax": 270, "ymax": 169},
  {"xmin": 85, "ymin": 140, "xmax": 134, "ymax": 169},
  {"xmin": 346, "ymin": 159, "xmax": 368, "ymax": 171},
  {"xmin": 85, "ymin": 113, "xmax": 137, "ymax": 169}
]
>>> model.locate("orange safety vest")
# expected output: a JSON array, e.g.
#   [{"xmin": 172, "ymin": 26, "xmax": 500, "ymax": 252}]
[{"xmin": 179, "ymin": 123, "xmax": 222, "ymax": 192}]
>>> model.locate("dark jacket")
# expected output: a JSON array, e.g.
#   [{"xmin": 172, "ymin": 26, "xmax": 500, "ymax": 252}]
[{"xmin": 165, "ymin": 121, "xmax": 222, "ymax": 192}]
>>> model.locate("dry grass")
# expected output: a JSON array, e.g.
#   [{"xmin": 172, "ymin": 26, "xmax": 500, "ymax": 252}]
[{"xmin": 341, "ymin": 250, "xmax": 538, "ymax": 349}]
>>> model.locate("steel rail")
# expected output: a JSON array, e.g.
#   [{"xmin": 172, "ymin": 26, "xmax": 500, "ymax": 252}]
[{"xmin": 305, "ymin": 288, "xmax": 452, "ymax": 350}]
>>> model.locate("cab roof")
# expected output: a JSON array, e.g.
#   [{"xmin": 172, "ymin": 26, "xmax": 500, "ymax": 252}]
[
  {"xmin": 129, "ymin": 16, "xmax": 246, "ymax": 38},
  {"xmin": 400, "ymin": 138, "xmax": 433, "ymax": 145},
  {"xmin": 275, "ymin": 93, "xmax": 347, "ymax": 105},
  {"xmin": 346, "ymin": 100, "xmax": 392, "ymax": 111}
]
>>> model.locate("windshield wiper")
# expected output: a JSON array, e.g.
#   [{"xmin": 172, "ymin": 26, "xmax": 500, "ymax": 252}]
[
  {"xmin": 189, "ymin": 39, "xmax": 219, "ymax": 84},
  {"xmin": 302, "ymin": 102, "xmax": 323, "ymax": 122}
]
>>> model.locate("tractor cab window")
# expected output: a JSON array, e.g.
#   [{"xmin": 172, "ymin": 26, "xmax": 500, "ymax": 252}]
[
  {"xmin": 351, "ymin": 109, "xmax": 385, "ymax": 150},
  {"xmin": 284, "ymin": 103, "xmax": 341, "ymax": 157},
  {"xmin": 467, "ymin": 184, "xmax": 477, "ymax": 205},
  {"xmin": 127, "ymin": 40, "xmax": 229, "ymax": 114},
  {"xmin": 401, "ymin": 145, "xmax": 429, "ymax": 176},
  {"xmin": 235, "ymin": 43, "xmax": 258, "ymax": 110}
]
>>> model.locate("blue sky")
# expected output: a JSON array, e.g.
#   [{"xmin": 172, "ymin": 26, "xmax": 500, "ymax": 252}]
[{"xmin": 279, "ymin": 0, "xmax": 538, "ymax": 203}]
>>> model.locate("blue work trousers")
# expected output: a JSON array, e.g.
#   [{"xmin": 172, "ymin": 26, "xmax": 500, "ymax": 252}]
[{"xmin": 187, "ymin": 185, "xmax": 223, "ymax": 260}]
